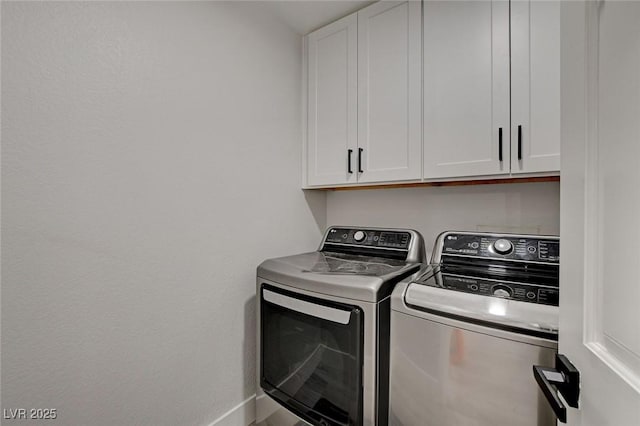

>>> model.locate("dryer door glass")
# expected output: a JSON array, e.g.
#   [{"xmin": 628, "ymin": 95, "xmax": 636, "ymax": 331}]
[{"xmin": 260, "ymin": 284, "xmax": 364, "ymax": 426}]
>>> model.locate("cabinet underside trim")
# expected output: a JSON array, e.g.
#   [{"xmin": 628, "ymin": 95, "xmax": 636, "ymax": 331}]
[{"xmin": 313, "ymin": 176, "xmax": 559, "ymax": 191}]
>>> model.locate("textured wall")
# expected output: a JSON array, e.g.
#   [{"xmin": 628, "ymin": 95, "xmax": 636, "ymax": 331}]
[
  {"xmin": 1, "ymin": 2, "xmax": 324, "ymax": 425},
  {"xmin": 326, "ymin": 182, "xmax": 560, "ymax": 257}
]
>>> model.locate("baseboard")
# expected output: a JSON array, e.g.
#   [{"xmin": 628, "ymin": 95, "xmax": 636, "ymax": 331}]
[{"xmin": 210, "ymin": 394, "xmax": 256, "ymax": 426}]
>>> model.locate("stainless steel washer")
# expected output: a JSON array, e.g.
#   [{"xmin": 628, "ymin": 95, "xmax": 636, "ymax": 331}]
[
  {"xmin": 389, "ymin": 231, "xmax": 560, "ymax": 426},
  {"xmin": 257, "ymin": 227, "xmax": 426, "ymax": 426}
]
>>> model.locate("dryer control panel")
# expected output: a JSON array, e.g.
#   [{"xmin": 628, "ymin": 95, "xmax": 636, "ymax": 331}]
[
  {"xmin": 320, "ymin": 227, "xmax": 427, "ymax": 264},
  {"xmin": 325, "ymin": 228, "xmax": 411, "ymax": 249}
]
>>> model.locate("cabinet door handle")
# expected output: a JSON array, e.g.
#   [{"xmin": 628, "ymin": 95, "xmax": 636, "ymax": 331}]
[
  {"xmin": 518, "ymin": 125, "xmax": 523, "ymax": 160},
  {"xmin": 358, "ymin": 148, "xmax": 363, "ymax": 173},
  {"xmin": 347, "ymin": 149, "xmax": 353, "ymax": 174},
  {"xmin": 498, "ymin": 127, "xmax": 503, "ymax": 162}
]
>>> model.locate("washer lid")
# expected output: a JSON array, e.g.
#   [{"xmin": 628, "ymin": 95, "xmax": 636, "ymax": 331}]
[
  {"xmin": 402, "ymin": 267, "xmax": 559, "ymax": 337},
  {"xmin": 257, "ymin": 251, "xmax": 420, "ymax": 302}
]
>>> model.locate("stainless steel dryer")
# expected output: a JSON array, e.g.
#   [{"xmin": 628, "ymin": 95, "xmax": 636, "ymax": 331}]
[
  {"xmin": 257, "ymin": 227, "xmax": 426, "ymax": 426},
  {"xmin": 389, "ymin": 231, "xmax": 560, "ymax": 426}
]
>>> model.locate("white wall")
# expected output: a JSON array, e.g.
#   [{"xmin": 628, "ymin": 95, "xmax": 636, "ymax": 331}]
[
  {"xmin": 326, "ymin": 182, "xmax": 560, "ymax": 257},
  {"xmin": 1, "ymin": 2, "xmax": 325, "ymax": 425}
]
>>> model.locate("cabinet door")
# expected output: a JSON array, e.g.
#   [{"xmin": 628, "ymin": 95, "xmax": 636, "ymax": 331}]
[
  {"xmin": 511, "ymin": 0, "xmax": 561, "ymax": 174},
  {"xmin": 357, "ymin": 1, "xmax": 421, "ymax": 183},
  {"xmin": 307, "ymin": 14, "xmax": 357, "ymax": 186},
  {"xmin": 423, "ymin": 1, "xmax": 510, "ymax": 179}
]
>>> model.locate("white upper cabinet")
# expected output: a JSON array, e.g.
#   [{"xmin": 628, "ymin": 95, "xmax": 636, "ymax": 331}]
[
  {"xmin": 423, "ymin": 1, "xmax": 510, "ymax": 179},
  {"xmin": 304, "ymin": 0, "xmax": 560, "ymax": 188},
  {"xmin": 511, "ymin": 0, "xmax": 561, "ymax": 174},
  {"xmin": 305, "ymin": 1, "xmax": 421, "ymax": 187},
  {"xmin": 307, "ymin": 14, "xmax": 357, "ymax": 187},
  {"xmin": 357, "ymin": 1, "xmax": 422, "ymax": 183}
]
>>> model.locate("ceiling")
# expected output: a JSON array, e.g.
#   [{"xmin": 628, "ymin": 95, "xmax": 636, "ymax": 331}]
[{"xmin": 258, "ymin": 0, "xmax": 375, "ymax": 35}]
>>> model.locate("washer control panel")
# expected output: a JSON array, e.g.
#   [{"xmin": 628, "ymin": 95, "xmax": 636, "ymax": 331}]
[
  {"xmin": 438, "ymin": 274, "xmax": 559, "ymax": 306},
  {"xmin": 325, "ymin": 227, "xmax": 411, "ymax": 249},
  {"xmin": 441, "ymin": 233, "xmax": 559, "ymax": 263},
  {"xmin": 427, "ymin": 231, "xmax": 560, "ymax": 306}
]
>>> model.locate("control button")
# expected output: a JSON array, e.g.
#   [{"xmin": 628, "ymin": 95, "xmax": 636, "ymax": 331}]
[
  {"xmin": 470, "ymin": 242, "xmax": 479, "ymax": 249},
  {"xmin": 493, "ymin": 239, "xmax": 513, "ymax": 255},
  {"xmin": 527, "ymin": 246, "xmax": 537, "ymax": 253},
  {"xmin": 469, "ymin": 284, "xmax": 479, "ymax": 291},
  {"xmin": 527, "ymin": 291, "xmax": 536, "ymax": 300},
  {"xmin": 492, "ymin": 285, "xmax": 512, "ymax": 298},
  {"xmin": 353, "ymin": 231, "xmax": 366, "ymax": 242}
]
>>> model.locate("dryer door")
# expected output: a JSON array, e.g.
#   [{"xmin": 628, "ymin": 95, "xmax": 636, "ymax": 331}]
[{"xmin": 260, "ymin": 284, "xmax": 364, "ymax": 426}]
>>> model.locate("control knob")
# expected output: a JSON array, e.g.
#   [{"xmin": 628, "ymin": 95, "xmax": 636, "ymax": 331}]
[
  {"xmin": 492, "ymin": 285, "xmax": 512, "ymax": 298},
  {"xmin": 353, "ymin": 231, "xmax": 366, "ymax": 242},
  {"xmin": 493, "ymin": 239, "xmax": 513, "ymax": 255}
]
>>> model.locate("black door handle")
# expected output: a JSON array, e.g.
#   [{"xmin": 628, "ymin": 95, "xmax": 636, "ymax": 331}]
[
  {"xmin": 498, "ymin": 127, "xmax": 503, "ymax": 162},
  {"xmin": 348, "ymin": 149, "xmax": 353, "ymax": 174},
  {"xmin": 533, "ymin": 365, "xmax": 567, "ymax": 422},
  {"xmin": 358, "ymin": 148, "xmax": 363, "ymax": 173},
  {"xmin": 533, "ymin": 354, "xmax": 580, "ymax": 424},
  {"xmin": 518, "ymin": 124, "xmax": 523, "ymax": 160}
]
